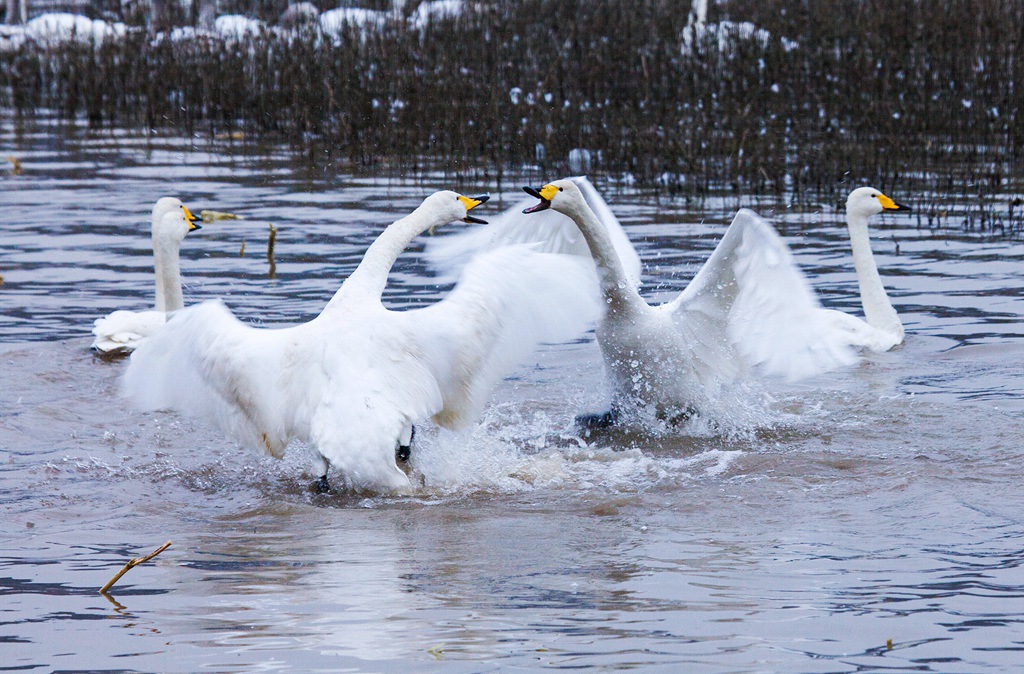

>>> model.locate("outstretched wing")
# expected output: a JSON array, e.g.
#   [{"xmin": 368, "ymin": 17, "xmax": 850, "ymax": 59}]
[
  {"xmin": 423, "ymin": 176, "xmax": 642, "ymax": 289},
  {"xmin": 122, "ymin": 299, "xmax": 326, "ymax": 457},
  {"xmin": 400, "ymin": 245, "xmax": 600, "ymax": 429},
  {"xmin": 666, "ymin": 208, "xmax": 857, "ymax": 381}
]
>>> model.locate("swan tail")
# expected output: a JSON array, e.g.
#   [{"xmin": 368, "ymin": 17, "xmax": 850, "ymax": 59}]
[
  {"xmin": 91, "ymin": 310, "xmax": 165, "ymax": 354},
  {"xmin": 309, "ymin": 389, "xmax": 415, "ymax": 492}
]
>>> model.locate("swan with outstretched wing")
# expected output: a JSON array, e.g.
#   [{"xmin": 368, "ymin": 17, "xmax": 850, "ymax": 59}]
[
  {"xmin": 522, "ymin": 178, "xmax": 858, "ymax": 428},
  {"xmin": 124, "ymin": 191, "xmax": 596, "ymax": 492}
]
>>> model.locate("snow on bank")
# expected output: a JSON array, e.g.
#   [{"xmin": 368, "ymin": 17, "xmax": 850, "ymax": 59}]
[
  {"xmin": 1, "ymin": 12, "xmax": 127, "ymax": 51},
  {"xmin": 681, "ymin": 20, "xmax": 798, "ymax": 56}
]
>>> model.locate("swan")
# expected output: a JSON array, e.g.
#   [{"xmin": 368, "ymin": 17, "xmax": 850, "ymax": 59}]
[
  {"xmin": 91, "ymin": 198, "xmax": 201, "ymax": 355},
  {"xmin": 522, "ymin": 178, "xmax": 857, "ymax": 428},
  {"xmin": 819, "ymin": 187, "xmax": 910, "ymax": 352},
  {"xmin": 123, "ymin": 191, "xmax": 597, "ymax": 492}
]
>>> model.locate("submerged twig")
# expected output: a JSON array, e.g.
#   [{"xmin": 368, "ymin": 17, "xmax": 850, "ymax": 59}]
[
  {"xmin": 268, "ymin": 223, "xmax": 278, "ymax": 279},
  {"xmin": 99, "ymin": 540, "xmax": 172, "ymax": 594}
]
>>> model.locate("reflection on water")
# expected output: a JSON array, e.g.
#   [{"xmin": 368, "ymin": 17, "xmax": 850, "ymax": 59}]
[{"xmin": 1, "ymin": 118, "xmax": 1023, "ymax": 672}]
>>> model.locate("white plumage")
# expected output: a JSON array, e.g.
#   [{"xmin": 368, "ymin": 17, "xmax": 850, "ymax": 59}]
[
  {"xmin": 123, "ymin": 191, "xmax": 596, "ymax": 492},
  {"xmin": 818, "ymin": 187, "xmax": 910, "ymax": 352},
  {"xmin": 91, "ymin": 198, "xmax": 201, "ymax": 355},
  {"xmin": 424, "ymin": 175, "xmax": 642, "ymax": 291},
  {"xmin": 521, "ymin": 178, "xmax": 857, "ymax": 426}
]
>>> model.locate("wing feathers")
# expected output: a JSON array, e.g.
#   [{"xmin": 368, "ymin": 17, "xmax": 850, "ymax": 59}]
[
  {"xmin": 123, "ymin": 300, "xmax": 310, "ymax": 457},
  {"xmin": 408, "ymin": 245, "xmax": 600, "ymax": 428},
  {"xmin": 672, "ymin": 209, "xmax": 856, "ymax": 381}
]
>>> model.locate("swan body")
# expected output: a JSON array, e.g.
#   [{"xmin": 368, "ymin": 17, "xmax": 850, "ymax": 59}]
[
  {"xmin": 91, "ymin": 198, "xmax": 201, "ymax": 354},
  {"xmin": 123, "ymin": 192, "xmax": 596, "ymax": 492},
  {"xmin": 523, "ymin": 179, "xmax": 856, "ymax": 425},
  {"xmin": 819, "ymin": 186, "xmax": 909, "ymax": 352}
]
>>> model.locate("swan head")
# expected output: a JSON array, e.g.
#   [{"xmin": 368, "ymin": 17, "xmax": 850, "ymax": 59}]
[
  {"xmin": 151, "ymin": 197, "xmax": 202, "ymax": 237},
  {"xmin": 420, "ymin": 191, "xmax": 490, "ymax": 225},
  {"xmin": 154, "ymin": 201, "xmax": 202, "ymax": 243},
  {"xmin": 846, "ymin": 187, "xmax": 910, "ymax": 221},
  {"xmin": 520, "ymin": 178, "xmax": 582, "ymax": 215}
]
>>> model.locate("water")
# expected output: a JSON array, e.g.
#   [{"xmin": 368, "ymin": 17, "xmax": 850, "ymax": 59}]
[{"xmin": 2, "ymin": 120, "xmax": 1023, "ymax": 672}]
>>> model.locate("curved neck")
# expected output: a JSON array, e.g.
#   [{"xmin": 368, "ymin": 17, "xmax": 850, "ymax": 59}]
[
  {"xmin": 331, "ymin": 205, "xmax": 445, "ymax": 306},
  {"xmin": 560, "ymin": 198, "xmax": 646, "ymax": 317},
  {"xmin": 152, "ymin": 228, "xmax": 184, "ymax": 313},
  {"xmin": 847, "ymin": 212, "xmax": 903, "ymax": 339}
]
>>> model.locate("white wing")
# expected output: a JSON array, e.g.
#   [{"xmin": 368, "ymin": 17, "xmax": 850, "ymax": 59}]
[
  {"xmin": 667, "ymin": 208, "xmax": 857, "ymax": 381},
  {"xmin": 401, "ymin": 245, "xmax": 601, "ymax": 429},
  {"xmin": 424, "ymin": 176, "xmax": 642, "ymax": 288},
  {"xmin": 122, "ymin": 248, "xmax": 599, "ymax": 489},
  {"xmin": 123, "ymin": 300, "xmax": 329, "ymax": 458},
  {"xmin": 91, "ymin": 310, "xmax": 166, "ymax": 354},
  {"xmin": 122, "ymin": 299, "xmax": 448, "ymax": 490}
]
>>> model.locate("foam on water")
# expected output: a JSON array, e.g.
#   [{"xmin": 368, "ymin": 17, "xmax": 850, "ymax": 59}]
[{"xmin": 397, "ymin": 403, "xmax": 753, "ymax": 498}]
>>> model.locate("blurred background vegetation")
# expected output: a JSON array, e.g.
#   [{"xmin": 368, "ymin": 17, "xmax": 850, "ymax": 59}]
[{"xmin": 3, "ymin": 0, "xmax": 1024, "ymax": 215}]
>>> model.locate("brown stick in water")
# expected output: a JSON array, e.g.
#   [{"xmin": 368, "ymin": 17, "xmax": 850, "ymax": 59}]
[
  {"xmin": 99, "ymin": 541, "xmax": 172, "ymax": 594},
  {"xmin": 268, "ymin": 224, "xmax": 278, "ymax": 279}
]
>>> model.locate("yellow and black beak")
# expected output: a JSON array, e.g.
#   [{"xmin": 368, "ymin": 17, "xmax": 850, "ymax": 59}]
[
  {"xmin": 182, "ymin": 205, "xmax": 202, "ymax": 231},
  {"xmin": 877, "ymin": 193, "xmax": 911, "ymax": 212},
  {"xmin": 458, "ymin": 194, "xmax": 490, "ymax": 224},
  {"xmin": 522, "ymin": 184, "xmax": 559, "ymax": 213}
]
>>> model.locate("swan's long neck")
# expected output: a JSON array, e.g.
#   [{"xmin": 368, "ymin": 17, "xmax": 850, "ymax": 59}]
[
  {"xmin": 152, "ymin": 227, "xmax": 184, "ymax": 313},
  {"xmin": 847, "ymin": 212, "xmax": 903, "ymax": 340},
  {"xmin": 332, "ymin": 206, "xmax": 441, "ymax": 305},
  {"xmin": 561, "ymin": 198, "xmax": 646, "ymax": 317}
]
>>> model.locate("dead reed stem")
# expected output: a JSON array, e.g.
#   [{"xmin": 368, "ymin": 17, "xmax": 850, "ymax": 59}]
[
  {"xmin": 3, "ymin": 0, "xmax": 1024, "ymax": 212},
  {"xmin": 267, "ymin": 223, "xmax": 278, "ymax": 278},
  {"xmin": 99, "ymin": 540, "xmax": 172, "ymax": 595}
]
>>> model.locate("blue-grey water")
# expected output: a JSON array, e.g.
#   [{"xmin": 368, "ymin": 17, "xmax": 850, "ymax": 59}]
[{"xmin": 1, "ymin": 118, "xmax": 1023, "ymax": 672}]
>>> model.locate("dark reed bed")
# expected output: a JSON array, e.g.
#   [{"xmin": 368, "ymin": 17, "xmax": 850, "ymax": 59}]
[{"xmin": 3, "ymin": 0, "xmax": 1024, "ymax": 225}]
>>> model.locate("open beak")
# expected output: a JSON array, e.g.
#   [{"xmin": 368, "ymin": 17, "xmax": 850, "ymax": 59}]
[
  {"xmin": 522, "ymin": 184, "xmax": 556, "ymax": 213},
  {"xmin": 878, "ymin": 194, "xmax": 911, "ymax": 212},
  {"xmin": 459, "ymin": 194, "xmax": 490, "ymax": 224},
  {"xmin": 182, "ymin": 205, "xmax": 202, "ymax": 231}
]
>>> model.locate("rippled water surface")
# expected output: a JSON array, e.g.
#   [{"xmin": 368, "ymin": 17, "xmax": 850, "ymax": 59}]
[{"xmin": 2, "ymin": 120, "xmax": 1023, "ymax": 672}]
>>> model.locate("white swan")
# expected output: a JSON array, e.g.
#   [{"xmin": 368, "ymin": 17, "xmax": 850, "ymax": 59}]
[
  {"xmin": 123, "ymin": 191, "xmax": 597, "ymax": 492},
  {"xmin": 91, "ymin": 197, "xmax": 201, "ymax": 355},
  {"xmin": 522, "ymin": 178, "xmax": 857, "ymax": 428},
  {"xmin": 819, "ymin": 186, "xmax": 910, "ymax": 352}
]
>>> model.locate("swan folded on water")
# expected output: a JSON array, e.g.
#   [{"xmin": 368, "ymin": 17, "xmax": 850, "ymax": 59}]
[
  {"xmin": 819, "ymin": 187, "xmax": 910, "ymax": 352},
  {"xmin": 522, "ymin": 178, "xmax": 857, "ymax": 429},
  {"xmin": 91, "ymin": 198, "xmax": 201, "ymax": 355},
  {"xmin": 123, "ymin": 191, "xmax": 598, "ymax": 492}
]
